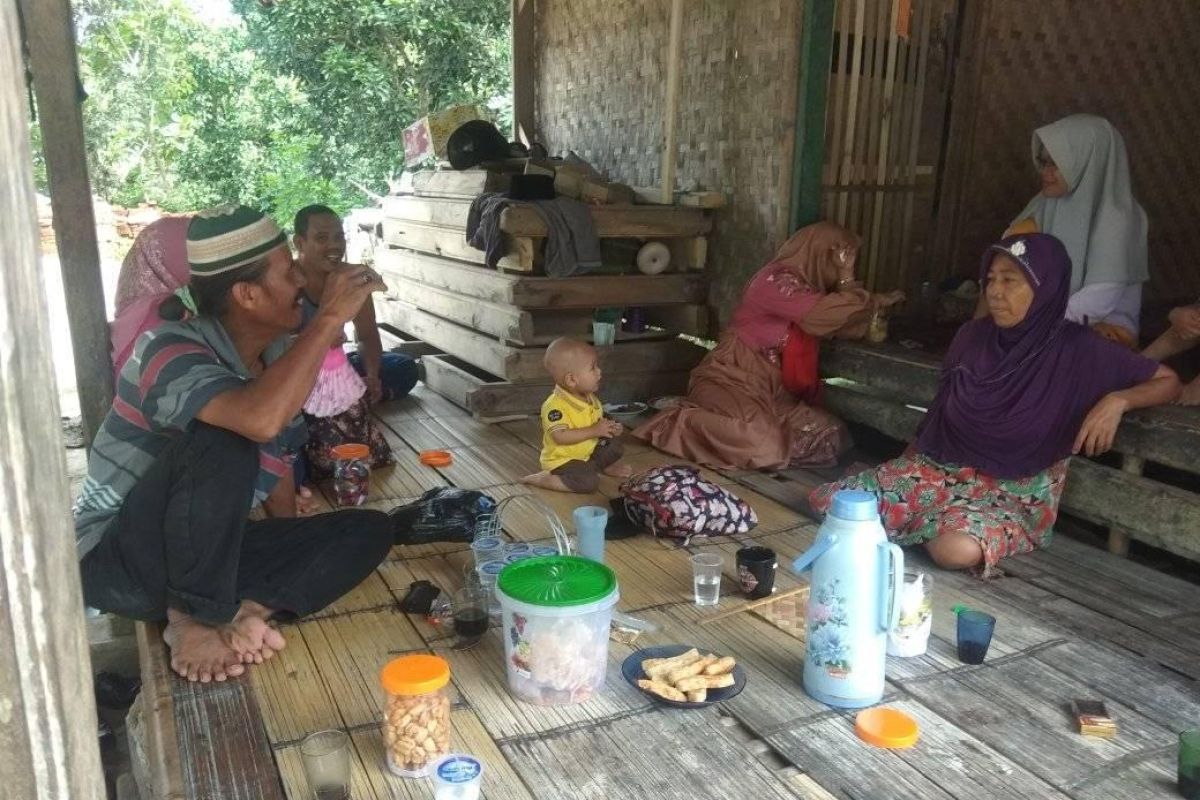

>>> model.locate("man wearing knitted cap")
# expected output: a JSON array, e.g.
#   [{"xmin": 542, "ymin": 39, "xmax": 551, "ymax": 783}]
[{"xmin": 73, "ymin": 205, "xmax": 404, "ymax": 682}]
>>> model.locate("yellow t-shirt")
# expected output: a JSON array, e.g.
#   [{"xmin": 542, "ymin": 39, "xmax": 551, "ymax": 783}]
[{"xmin": 539, "ymin": 386, "xmax": 603, "ymax": 471}]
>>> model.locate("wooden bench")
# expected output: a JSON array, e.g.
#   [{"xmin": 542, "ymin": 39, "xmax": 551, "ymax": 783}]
[{"xmin": 820, "ymin": 339, "xmax": 1200, "ymax": 563}]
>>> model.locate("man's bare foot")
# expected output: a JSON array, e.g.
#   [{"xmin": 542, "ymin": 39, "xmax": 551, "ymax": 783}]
[
  {"xmin": 296, "ymin": 484, "xmax": 319, "ymax": 515},
  {"xmin": 225, "ymin": 601, "xmax": 287, "ymax": 665},
  {"xmin": 163, "ymin": 611, "xmax": 245, "ymax": 683},
  {"xmin": 602, "ymin": 461, "xmax": 633, "ymax": 479},
  {"xmin": 1175, "ymin": 378, "xmax": 1200, "ymax": 406},
  {"xmin": 521, "ymin": 471, "xmax": 573, "ymax": 493}
]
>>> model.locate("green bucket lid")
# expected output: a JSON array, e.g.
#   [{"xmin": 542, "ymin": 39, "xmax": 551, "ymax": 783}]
[{"xmin": 497, "ymin": 556, "xmax": 617, "ymax": 607}]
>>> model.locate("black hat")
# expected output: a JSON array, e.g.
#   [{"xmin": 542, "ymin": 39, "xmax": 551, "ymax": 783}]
[
  {"xmin": 447, "ymin": 120, "xmax": 511, "ymax": 170},
  {"xmin": 507, "ymin": 173, "xmax": 556, "ymax": 201}
]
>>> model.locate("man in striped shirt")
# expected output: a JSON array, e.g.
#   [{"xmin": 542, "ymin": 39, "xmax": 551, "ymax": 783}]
[{"xmin": 75, "ymin": 206, "xmax": 395, "ymax": 683}]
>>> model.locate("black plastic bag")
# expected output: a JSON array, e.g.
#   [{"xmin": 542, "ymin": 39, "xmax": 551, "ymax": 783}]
[{"xmin": 388, "ymin": 487, "xmax": 497, "ymax": 545}]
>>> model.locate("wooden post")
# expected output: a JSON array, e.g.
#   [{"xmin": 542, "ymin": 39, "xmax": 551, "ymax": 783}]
[
  {"xmin": 511, "ymin": 0, "xmax": 536, "ymax": 145},
  {"xmin": 660, "ymin": 0, "xmax": 683, "ymax": 205},
  {"xmin": 0, "ymin": 2, "xmax": 105, "ymax": 797},
  {"xmin": 21, "ymin": 0, "xmax": 114, "ymax": 444},
  {"xmin": 1107, "ymin": 454, "xmax": 1144, "ymax": 557},
  {"xmin": 788, "ymin": 0, "xmax": 836, "ymax": 232}
]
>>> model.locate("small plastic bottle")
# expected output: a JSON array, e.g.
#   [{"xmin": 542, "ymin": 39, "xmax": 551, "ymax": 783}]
[{"xmin": 331, "ymin": 443, "xmax": 370, "ymax": 507}]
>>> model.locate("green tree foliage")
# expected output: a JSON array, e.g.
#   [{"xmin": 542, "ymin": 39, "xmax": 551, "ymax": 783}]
[{"xmin": 52, "ymin": 0, "xmax": 510, "ymax": 228}]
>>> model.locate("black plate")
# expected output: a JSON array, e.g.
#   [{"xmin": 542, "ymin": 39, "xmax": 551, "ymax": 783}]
[{"xmin": 621, "ymin": 644, "xmax": 747, "ymax": 709}]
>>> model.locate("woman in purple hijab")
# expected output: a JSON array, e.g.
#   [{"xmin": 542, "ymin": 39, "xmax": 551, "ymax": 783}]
[{"xmin": 811, "ymin": 233, "xmax": 1179, "ymax": 575}]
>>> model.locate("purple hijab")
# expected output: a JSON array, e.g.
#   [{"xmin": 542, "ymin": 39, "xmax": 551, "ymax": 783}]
[{"xmin": 915, "ymin": 233, "xmax": 1157, "ymax": 479}]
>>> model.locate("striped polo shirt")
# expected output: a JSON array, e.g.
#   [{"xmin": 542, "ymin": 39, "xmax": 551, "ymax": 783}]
[{"xmin": 73, "ymin": 317, "xmax": 307, "ymax": 559}]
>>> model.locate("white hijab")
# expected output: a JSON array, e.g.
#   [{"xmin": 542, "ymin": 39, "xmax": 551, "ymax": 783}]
[{"xmin": 1012, "ymin": 114, "xmax": 1148, "ymax": 294}]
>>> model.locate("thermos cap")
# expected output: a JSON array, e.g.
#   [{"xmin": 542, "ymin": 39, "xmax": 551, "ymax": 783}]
[{"xmin": 830, "ymin": 490, "xmax": 880, "ymax": 522}]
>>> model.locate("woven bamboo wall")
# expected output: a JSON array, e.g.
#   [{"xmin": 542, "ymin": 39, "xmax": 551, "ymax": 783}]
[
  {"xmin": 935, "ymin": 0, "xmax": 1200, "ymax": 304},
  {"xmin": 533, "ymin": 0, "xmax": 803, "ymax": 321}
]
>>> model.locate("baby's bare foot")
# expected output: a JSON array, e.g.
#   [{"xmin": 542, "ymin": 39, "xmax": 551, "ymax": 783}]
[{"xmin": 602, "ymin": 462, "xmax": 633, "ymax": 478}]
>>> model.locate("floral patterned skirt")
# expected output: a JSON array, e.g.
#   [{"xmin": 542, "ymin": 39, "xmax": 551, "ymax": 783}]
[
  {"xmin": 303, "ymin": 397, "xmax": 393, "ymax": 480},
  {"xmin": 809, "ymin": 453, "xmax": 1068, "ymax": 576}
]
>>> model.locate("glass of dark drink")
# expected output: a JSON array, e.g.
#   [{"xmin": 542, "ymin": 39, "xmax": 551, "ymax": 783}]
[
  {"xmin": 453, "ymin": 587, "xmax": 490, "ymax": 640},
  {"xmin": 300, "ymin": 729, "xmax": 350, "ymax": 800},
  {"xmin": 955, "ymin": 609, "xmax": 996, "ymax": 665}
]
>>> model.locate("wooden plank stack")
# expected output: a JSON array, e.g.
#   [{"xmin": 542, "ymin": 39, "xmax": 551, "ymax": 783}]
[{"xmin": 374, "ymin": 166, "xmax": 719, "ymax": 420}]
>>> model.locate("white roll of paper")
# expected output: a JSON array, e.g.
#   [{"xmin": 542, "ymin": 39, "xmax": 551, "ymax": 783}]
[{"xmin": 636, "ymin": 241, "xmax": 671, "ymax": 275}]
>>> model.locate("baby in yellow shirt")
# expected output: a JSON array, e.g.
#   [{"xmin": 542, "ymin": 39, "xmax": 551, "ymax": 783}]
[{"xmin": 521, "ymin": 338, "xmax": 632, "ymax": 493}]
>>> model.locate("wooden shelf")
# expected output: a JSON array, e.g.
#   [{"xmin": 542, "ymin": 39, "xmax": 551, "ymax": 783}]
[
  {"xmin": 379, "ymin": 301, "xmax": 707, "ymax": 383},
  {"xmin": 376, "ymin": 247, "xmax": 708, "ymax": 309},
  {"xmin": 423, "ymin": 354, "xmax": 690, "ymax": 420},
  {"xmin": 382, "ymin": 195, "xmax": 711, "ymax": 238},
  {"xmin": 381, "ymin": 278, "xmax": 708, "ymax": 346}
]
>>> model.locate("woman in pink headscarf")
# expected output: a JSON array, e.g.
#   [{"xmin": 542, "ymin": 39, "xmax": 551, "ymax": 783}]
[{"xmin": 109, "ymin": 216, "xmax": 191, "ymax": 379}]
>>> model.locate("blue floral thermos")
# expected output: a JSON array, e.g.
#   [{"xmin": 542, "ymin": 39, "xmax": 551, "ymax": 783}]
[{"xmin": 792, "ymin": 490, "xmax": 903, "ymax": 708}]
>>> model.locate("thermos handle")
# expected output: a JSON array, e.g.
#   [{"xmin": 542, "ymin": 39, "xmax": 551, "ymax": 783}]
[
  {"xmin": 791, "ymin": 532, "xmax": 838, "ymax": 574},
  {"xmin": 878, "ymin": 542, "xmax": 904, "ymax": 633}
]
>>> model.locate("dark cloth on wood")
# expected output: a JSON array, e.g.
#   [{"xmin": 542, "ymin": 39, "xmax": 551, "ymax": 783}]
[
  {"xmin": 466, "ymin": 193, "xmax": 514, "ymax": 268},
  {"xmin": 79, "ymin": 422, "xmax": 393, "ymax": 626},
  {"xmin": 551, "ymin": 438, "xmax": 624, "ymax": 493},
  {"xmin": 528, "ymin": 197, "xmax": 601, "ymax": 277},
  {"xmin": 467, "ymin": 194, "xmax": 601, "ymax": 276},
  {"xmin": 302, "ymin": 397, "xmax": 393, "ymax": 481}
]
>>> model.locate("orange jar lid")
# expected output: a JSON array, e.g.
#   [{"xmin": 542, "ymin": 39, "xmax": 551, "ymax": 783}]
[
  {"xmin": 854, "ymin": 707, "xmax": 919, "ymax": 748},
  {"xmin": 331, "ymin": 443, "xmax": 371, "ymax": 461},
  {"xmin": 380, "ymin": 654, "xmax": 450, "ymax": 696}
]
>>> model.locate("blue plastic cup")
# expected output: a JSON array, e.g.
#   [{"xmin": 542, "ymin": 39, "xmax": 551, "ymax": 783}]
[
  {"xmin": 573, "ymin": 506, "xmax": 609, "ymax": 563},
  {"xmin": 531, "ymin": 545, "xmax": 560, "ymax": 557},
  {"xmin": 956, "ymin": 609, "xmax": 996, "ymax": 664}
]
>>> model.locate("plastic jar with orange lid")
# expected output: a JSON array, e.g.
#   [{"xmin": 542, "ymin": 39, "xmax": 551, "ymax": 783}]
[
  {"xmin": 331, "ymin": 443, "xmax": 370, "ymax": 507},
  {"xmin": 380, "ymin": 654, "xmax": 452, "ymax": 777}
]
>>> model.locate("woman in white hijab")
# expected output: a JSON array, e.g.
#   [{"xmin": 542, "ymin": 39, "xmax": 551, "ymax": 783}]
[{"xmin": 978, "ymin": 115, "xmax": 1149, "ymax": 346}]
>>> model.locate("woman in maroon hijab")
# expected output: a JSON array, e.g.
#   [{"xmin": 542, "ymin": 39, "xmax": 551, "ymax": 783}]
[{"xmin": 811, "ymin": 233, "xmax": 1179, "ymax": 575}]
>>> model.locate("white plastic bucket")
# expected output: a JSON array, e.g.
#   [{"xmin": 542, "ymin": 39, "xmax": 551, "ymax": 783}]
[{"xmin": 496, "ymin": 561, "xmax": 619, "ymax": 706}]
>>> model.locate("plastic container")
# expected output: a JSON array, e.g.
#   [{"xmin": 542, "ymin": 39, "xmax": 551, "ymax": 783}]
[
  {"xmin": 380, "ymin": 654, "xmax": 451, "ymax": 777},
  {"xmin": 432, "ymin": 754, "xmax": 484, "ymax": 800},
  {"xmin": 496, "ymin": 556, "xmax": 619, "ymax": 706},
  {"xmin": 505, "ymin": 542, "xmax": 533, "ymax": 558},
  {"xmin": 531, "ymin": 545, "xmax": 560, "ymax": 557},
  {"xmin": 331, "ymin": 443, "xmax": 371, "ymax": 507}
]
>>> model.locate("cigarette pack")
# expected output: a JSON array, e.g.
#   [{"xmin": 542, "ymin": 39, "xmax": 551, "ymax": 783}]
[{"xmin": 1072, "ymin": 698, "xmax": 1118, "ymax": 738}]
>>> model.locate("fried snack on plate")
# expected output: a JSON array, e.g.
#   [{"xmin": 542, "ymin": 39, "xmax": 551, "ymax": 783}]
[
  {"xmin": 637, "ymin": 679, "xmax": 687, "ymax": 702},
  {"xmin": 675, "ymin": 673, "xmax": 736, "ymax": 693},
  {"xmin": 666, "ymin": 654, "xmax": 717, "ymax": 685},
  {"xmin": 686, "ymin": 689, "xmax": 707, "ymax": 703},
  {"xmin": 643, "ymin": 648, "xmax": 701, "ymax": 681},
  {"xmin": 703, "ymin": 656, "xmax": 736, "ymax": 676}
]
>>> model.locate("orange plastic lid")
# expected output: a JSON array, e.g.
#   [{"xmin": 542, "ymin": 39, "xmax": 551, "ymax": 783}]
[
  {"xmin": 380, "ymin": 654, "xmax": 450, "ymax": 696},
  {"xmin": 331, "ymin": 443, "xmax": 370, "ymax": 461},
  {"xmin": 420, "ymin": 449, "xmax": 454, "ymax": 467},
  {"xmin": 855, "ymin": 707, "xmax": 919, "ymax": 749}
]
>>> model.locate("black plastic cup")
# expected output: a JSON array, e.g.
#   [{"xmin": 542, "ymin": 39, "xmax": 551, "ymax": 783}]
[
  {"xmin": 736, "ymin": 546, "xmax": 777, "ymax": 599},
  {"xmin": 956, "ymin": 609, "xmax": 996, "ymax": 664}
]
